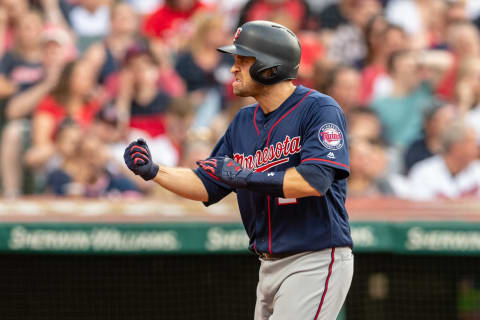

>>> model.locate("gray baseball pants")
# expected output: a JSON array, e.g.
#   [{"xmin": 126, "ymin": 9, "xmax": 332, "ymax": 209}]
[{"xmin": 254, "ymin": 247, "xmax": 354, "ymax": 320}]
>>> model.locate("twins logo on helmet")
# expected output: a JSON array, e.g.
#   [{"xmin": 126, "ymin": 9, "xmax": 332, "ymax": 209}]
[
  {"xmin": 318, "ymin": 123, "xmax": 344, "ymax": 150},
  {"xmin": 233, "ymin": 27, "xmax": 242, "ymax": 42}
]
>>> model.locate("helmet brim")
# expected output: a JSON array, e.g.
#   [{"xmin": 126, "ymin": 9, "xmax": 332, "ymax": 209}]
[{"xmin": 217, "ymin": 44, "xmax": 257, "ymax": 58}]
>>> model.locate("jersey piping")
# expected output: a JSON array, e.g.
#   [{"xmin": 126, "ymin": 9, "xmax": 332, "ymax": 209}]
[
  {"xmin": 268, "ymin": 195, "xmax": 272, "ymax": 254},
  {"xmin": 266, "ymin": 89, "xmax": 313, "ymax": 146},
  {"xmin": 253, "ymin": 104, "xmax": 260, "ymax": 136},
  {"xmin": 262, "ymin": 88, "xmax": 313, "ymax": 255},
  {"xmin": 301, "ymin": 158, "xmax": 350, "ymax": 169}
]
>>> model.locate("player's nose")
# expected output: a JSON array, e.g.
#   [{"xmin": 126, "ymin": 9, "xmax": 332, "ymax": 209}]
[{"xmin": 230, "ymin": 63, "xmax": 240, "ymax": 74}]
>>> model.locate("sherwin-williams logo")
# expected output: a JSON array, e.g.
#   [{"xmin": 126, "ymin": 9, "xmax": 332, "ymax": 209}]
[
  {"xmin": 405, "ymin": 227, "xmax": 480, "ymax": 252},
  {"xmin": 205, "ymin": 227, "xmax": 249, "ymax": 251},
  {"xmin": 318, "ymin": 123, "xmax": 344, "ymax": 150},
  {"xmin": 351, "ymin": 226, "xmax": 377, "ymax": 247},
  {"xmin": 233, "ymin": 135, "xmax": 301, "ymax": 172},
  {"xmin": 8, "ymin": 226, "xmax": 180, "ymax": 252}
]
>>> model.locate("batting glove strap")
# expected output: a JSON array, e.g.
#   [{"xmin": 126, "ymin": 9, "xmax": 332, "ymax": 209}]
[
  {"xmin": 139, "ymin": 162, "xmax": 159, "ymax": 181},
  {"xmin": 196, "ymin": 157, "xmax": 246, "ymax": 188},
  {"xmin": 219, "ymin": 159, "xmax": 252, "ymax": 188},
  {"xmin": 194, "ymin": 165, "xmax": 232, "ymax": 190},
  {"xmin": 196, "ymin": 156, "xmax": 284, "ymax": 197}
]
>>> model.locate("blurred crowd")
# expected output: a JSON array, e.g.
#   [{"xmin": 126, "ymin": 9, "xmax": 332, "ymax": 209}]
[{"xmin": 0, "ymin": 0, "xmax": 479, "ymax": 201}]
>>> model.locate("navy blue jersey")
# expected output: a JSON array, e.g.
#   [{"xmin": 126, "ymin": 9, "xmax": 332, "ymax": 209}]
[{"xmin": 203, "ymin": 85, "xmax": 352, "ymax": 254}]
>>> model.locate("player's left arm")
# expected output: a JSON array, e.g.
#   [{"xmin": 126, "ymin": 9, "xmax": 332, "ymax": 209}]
[
  {"xmin": 196, "ymin": 157, "xmax": 334, "ymax": 198},
  {"xmin": 286, "ymin": 102, "xmax": 350, "ymax": 197},
  {"xmin": 195, "ymin": 103, "xmax": 349, "ymax": 198},
  {"xmin": 284, "ymin": 168, "xmax": 320, "ymax": 197},
  {"xmin": 283, "ymin": 165, "xmax": 334, "ymax": 198}
]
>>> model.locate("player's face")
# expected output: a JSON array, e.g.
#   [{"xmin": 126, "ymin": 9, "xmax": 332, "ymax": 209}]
[{"xmin": 231, "ymin": 55, "xmax": 262, "ymax": 97}]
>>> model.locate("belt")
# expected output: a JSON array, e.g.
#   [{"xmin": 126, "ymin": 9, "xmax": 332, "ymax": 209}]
[{"xmin": 254, "ymin": 249, "xmax": 299, "ymax": 260}]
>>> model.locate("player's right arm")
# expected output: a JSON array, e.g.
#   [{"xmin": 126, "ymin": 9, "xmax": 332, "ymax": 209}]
[
  {"xmin": 124, "ymin": 138, "xmax": 208, "ymax": 201},
  {"xmin": 152, "ymin": 166, "xmax": 208, "ymax": 202},
  {"xmin": 124, "ymin": 138, "xmax": 233, "ymax": 205}
]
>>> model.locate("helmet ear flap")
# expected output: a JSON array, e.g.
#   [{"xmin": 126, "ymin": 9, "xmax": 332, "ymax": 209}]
[{"xmin": 250, "ymin": 61, "xmax": 281, "ymax": 85}]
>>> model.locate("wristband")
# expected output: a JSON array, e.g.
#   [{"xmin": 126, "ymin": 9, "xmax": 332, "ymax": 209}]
[{"xmin": 246, "ymin": 171, "xmax": 285, "ymax": 198}]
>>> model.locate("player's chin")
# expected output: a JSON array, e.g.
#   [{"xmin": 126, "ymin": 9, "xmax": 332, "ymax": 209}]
[{"xmin": 233, "ymin": 87, "xmax": 251, "ymax": 97}]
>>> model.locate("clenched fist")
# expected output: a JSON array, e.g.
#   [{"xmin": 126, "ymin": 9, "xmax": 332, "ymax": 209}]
[{"xmin": 123, "ymin": 138, "xmax": 159, "ymax": 181}]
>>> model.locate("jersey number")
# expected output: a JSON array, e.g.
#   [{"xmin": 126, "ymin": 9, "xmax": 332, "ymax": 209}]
[{"xmin": 277, "ymin": 198, "xmax": 298, "ymax": 205}]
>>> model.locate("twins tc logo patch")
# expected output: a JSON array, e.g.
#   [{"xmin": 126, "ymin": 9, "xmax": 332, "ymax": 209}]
[
  {"xmin": 233, "ymin": 27, "xmax": 242, "ymax": 42},
  {"xmin": 318, "ymin": 123, "xmax": 344, "ymax": 150}
]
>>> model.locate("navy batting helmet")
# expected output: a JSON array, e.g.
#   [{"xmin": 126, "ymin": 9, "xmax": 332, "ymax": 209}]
[{"xmin": 217, "ymin": 20, "xmax": 301, "ymax": 85}]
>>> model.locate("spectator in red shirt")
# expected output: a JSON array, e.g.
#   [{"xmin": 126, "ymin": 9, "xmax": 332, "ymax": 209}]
[
  {"xmin": 111, "ymin": 96, "xmax": 195, "ymax": 169},
  {"xmin": 116, "ymin": 43, "xmax": 179, "ymax": 138},
  {"xmin": 174, "ymin": 13, "xmax": 232, "ymax": 128},
  {"xmin": 237, "ymin": 0, "xmax": 310, "ymax": 30},
  {"xmin": 83, "ymin": 2, "xmax": 139, "ymax": 100},
  {"xmin": 25, "ymin": 60, "xmax": 100, "ymax": 170},
  {"xmin": 360, "ymin": 21, "xmax": 408, "ymax": 104},
  {"xmin": 436, "ymin": 21, "xmax": 480, "ymax": 102},
  {"xmin": 0, "ymin": 10, "xmax": 71, "ymax": 198},
  {"xmin": 0, "ymin": 10, "xmax": 46, "ymax": 99},
  {"xmin": 142, "ymin": 0, "xmax": 208, "ymax": 51}
]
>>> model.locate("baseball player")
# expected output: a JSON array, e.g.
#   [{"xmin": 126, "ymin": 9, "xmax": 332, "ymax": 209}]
[{"xmin": 124, "ymin": 20, "xmax": 353, "ymax": 320}]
